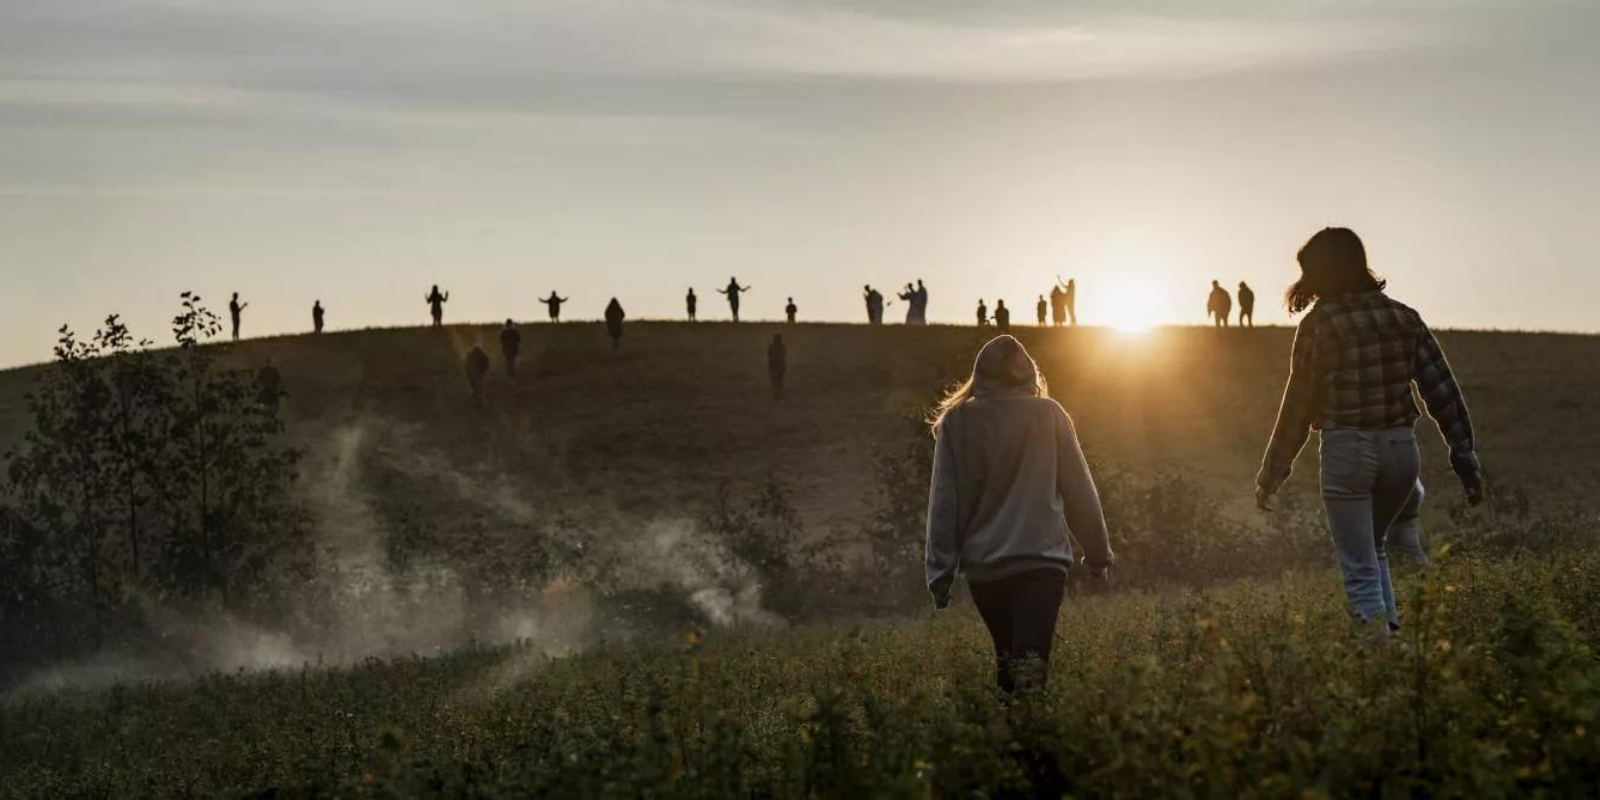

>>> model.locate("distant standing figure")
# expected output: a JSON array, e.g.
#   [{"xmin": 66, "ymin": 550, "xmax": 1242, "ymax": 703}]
[
  {"xmin": 914, "ymin": 279, "xmax": 929, "ymax": 325},
  {"xmin": 925, "ymin": 335, "xmax": 1113, "ymax": 693},
  {"xmin": 686, "ymin": 288, "xmax": 698, "ymax": 322},
  {"xmin": 718, "ymin": 278, "xmax": 752, "ymax": 322},
  {"xmin": 312, "ymin": 301, "xmax": 325, "ymax": 334},
  {"xmin": 1256, "ymin": 226, "xmax": 1484, "ymax": 635},
  {"xmin": 1036, "ymin": 295, "xmax": 1048, "ymax": 326},
  {"xmin": 1048, "ymin": 283, "xmax": 1065, "ymax": 326},
  {"xmin": 465, "ymin": 344, "xmax": 490, "ymax": 407},
  {"xmin": 994, "ymin": 300, "xmax": 1011, "ymax": 333},
  {"xmin": 604, "ymin": 298, "xmax": 626, "ymax": 349},
  {"xmin": 1063, "ymin": 278, "xmax": 1077, "ymax": 326},
  {"xmin": 1207, "ymin": 280, "xmax": 1232, "ymax": 327},
  {"xmin": 1238, "ymin": 281, "xmax": 1256, "ymax": 328},
  {"xmin": 426, "ymin": 285, "xmax": 450, "ymax": 328},
  {"xmin": 785, "ymin": 297, "xmax": 798, "ymax": 324},
  {"xmin": 768, "ymin": 334, "xmax": 787, "ymax": 400},
  {"xmin": 229, "ymin": 293, "xmax": 248, "ymax": 341},
  {"xmin": 862, "ymin": 285, "xmax": 877, "ymax": 325},
  {"xmin": 898, "ymin": 284, "xmax": 917, "ymax": 325},
  {"xmin": 975, "ymin": 299, "xmax": 989, "ymax": 327},
  {"xmin": 254, "ymin": 359, "xmax": 283, "ymax": 414},
  {"xmin": 541, "ymin": 292, "xmax": 569, "ymax": 322},
  {"xmin": 500, "ymin": 319, "xmax": 522, "ymax": 377}
]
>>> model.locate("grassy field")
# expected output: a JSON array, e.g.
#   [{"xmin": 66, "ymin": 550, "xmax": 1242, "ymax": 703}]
[
  {"xmin": 2, "ymin": 321, "xmax": 1599, "ymax": 796},
  {"xmin": 5, "ymin": 552, "xmax": 1600, "ymax": 797}
]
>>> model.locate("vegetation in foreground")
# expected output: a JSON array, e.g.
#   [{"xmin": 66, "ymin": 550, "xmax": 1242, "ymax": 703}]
[{"xmin": 6, "ymin": 548, "xmax": 1600, "ymax": 798}]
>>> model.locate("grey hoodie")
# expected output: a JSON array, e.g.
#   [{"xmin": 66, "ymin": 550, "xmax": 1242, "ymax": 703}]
[{"xmin": 925, "ymin": 338, "xmax": 1113, "ymax": 605}]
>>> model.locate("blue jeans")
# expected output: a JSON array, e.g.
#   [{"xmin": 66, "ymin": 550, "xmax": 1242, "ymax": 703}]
[{"xmin": 1320, "ymin": 428, "xmax": 1422, "ymax": 628}]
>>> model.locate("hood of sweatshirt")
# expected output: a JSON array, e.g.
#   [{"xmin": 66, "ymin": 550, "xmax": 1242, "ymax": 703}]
[{"xmin": 972, "ymin": 335, "xmax": 1040, "ymax": 399}]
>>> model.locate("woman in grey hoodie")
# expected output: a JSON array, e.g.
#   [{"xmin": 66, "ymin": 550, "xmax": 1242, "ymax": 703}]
[{"xmin": 926, "ymin": 335, "xmax": 1114, "ymax": 693}]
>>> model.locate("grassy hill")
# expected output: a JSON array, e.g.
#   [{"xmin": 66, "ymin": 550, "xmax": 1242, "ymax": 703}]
[
  {"xmin": 3, "ymin": 320, "xmax": 1589, "ymax": 543},
  {"xmin": 4, "ymin": 321, "xmax": 1600, "ymax": 796}
]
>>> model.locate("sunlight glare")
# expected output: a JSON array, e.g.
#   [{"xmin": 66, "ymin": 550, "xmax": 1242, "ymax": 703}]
[{"xmin": 1099, "ymin": 276, "xmax": 1161, "ymax": 334}]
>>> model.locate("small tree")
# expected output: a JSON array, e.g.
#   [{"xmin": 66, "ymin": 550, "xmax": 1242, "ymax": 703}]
[{"xmin": 1, "ymin": 293, "xmax": 307, "ymax": 662}]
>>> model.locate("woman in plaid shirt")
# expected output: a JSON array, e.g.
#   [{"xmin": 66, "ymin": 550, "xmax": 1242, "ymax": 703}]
[{"xmin": 1256, "ymin": 227, "xmax": 1485, "ymax": 635}]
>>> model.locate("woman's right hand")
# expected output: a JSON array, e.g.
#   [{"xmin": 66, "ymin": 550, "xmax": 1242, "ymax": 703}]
[{"xmin": 1462, "ymin": 473, "xmax": 1485, "ymax": 507}]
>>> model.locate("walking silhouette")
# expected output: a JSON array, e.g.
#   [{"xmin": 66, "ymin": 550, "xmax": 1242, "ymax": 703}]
[
  {"xmin": 975, "ymin": 299, "xmax": 989, "ymax": 327},
  {"xmin": 426, "ymin": 285, "xmax": 449, "ymax": 328},
  {"xmin": 1036, "ymin": 295, "xmax": 1047, "ymax": 326},
  {"xmin": 1207, "ymin": 280, "xmax": 1233, "ymax": 327},
  {"xmin": 229, "ymin": 293, "xmax": 248, "ymax": 341},
  {"xmin": 785, "ymin": 297, "xmax": 798, "ymax": 324},
  {"xmin": 541, "ymin": 292, "xmax": 569, "ymax": 322},
  {"xmin": 604, "ymin": 298, "xmax": 626, "ymax": 349},
  {"xmin": 312, "ymin": 300, "xmax": 325, "ymax": 334},
  {"xmin": 500, "ymin": 319, "xmax": 522, "ymax": 377},
  {"xmin": 768, "ymin": 334, "xmax": 787, "ymax": 400},
  {"xmin": 994, "ymin": 300, "xmax": 1011, "ymax": 333},
  {"xmin": 1238, "ymin": 281, "xmax": 1256, "ymax": 328},
  {"xmin": 464, "ymin": 344, "xmax": 490, "ymax": 407},
  {"xmin": 717, "ymin": 278, "xmax": 752, "ymax": 322},
  {"xmin": 686, "ymin": 288, "xmax": 698, "ymax": 322},
  {"xmin": 254, "ymin": 358, "xmax": 282, "ymax": 414}
]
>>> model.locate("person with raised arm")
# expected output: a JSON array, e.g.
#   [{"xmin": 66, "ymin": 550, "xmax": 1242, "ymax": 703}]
[
  {"xmin": 426, "ymin": 285, "xmax": 450, "ymax": 328},
  {"xmin": 717, "ymin": 277, "xmax": 752, "ymax": 322},
  {"xmin": 541, "ymin": 292, "xmax": 569, "ymax": 323}
]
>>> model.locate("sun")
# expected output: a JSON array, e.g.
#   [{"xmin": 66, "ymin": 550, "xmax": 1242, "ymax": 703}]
[{"xmin": 1096, "ymin": 276, "xmax": 1162, "ymax": 334}]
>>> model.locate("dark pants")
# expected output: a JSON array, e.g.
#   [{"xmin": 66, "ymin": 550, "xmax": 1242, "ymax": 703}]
[{"xmin": 969, "ymin": 568, "xmax": 1066, "ymax": 693}]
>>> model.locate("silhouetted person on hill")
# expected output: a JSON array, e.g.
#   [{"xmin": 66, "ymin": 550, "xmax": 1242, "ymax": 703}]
[
  {"xmin": 863, "ymin": 285, "xmax": 880, "ymax": 325},
  {"xmin": 768, "ymin": 334, "xmax": 787, "ymax": 400},
  {"xmin": 465, "ymin": 344, "xmax": 490, "ymax": 407},
  {"xmin": 914, "ymin": 279, "xmax": 929, "ymax": 325},
  {"xmin": 898, "ymin": 284, "xmax": 917, "ymax": 324},
  {"xmin": 994, "ymin": 300, "xmax": 1011, "ymax": 333},
  {"xmin": 1256, "ymin": 226, "xmax": 1484, "ymax": 637},
  {"xmin": 1238, "ymin": 281, "xmax": 1256, "ymax": 328},
  {"xmin": 686, "ymin": 288, "xmax": 698, "ymax": 321},
  {"xmin": 786, "ymin": 297, "xmax": 798, "ymax": 324},
  {"xmin": 500, "ymin": 319, "xmax": 522, "ymax": 377},
  {"xmin": 975, "ymin": 299, "xmax": 989, "ymax": 327},
  {"xmin": 1048, "ymin": 283, "xmax": 1065, "ymax": 326},
  {"xmin": 1207, "ymin": 280, "xmax": 1232, "ymax": 327},
  {"xmin": 541, "ymin": 292, "xmax": 569, "ymax": 322},
  {"xmin": 426, "ymin": 285, "xmax": 449, "ymax": 328},
  {"xmin": 312, "ymin": 300, "xmax": 325, "ymax": 334},
  {"xmin": 229, "ymin": 293, "xmax": 248, "ymax": 341},
  {"xmin": 604, "ymin": 298, "xmax": 626, "ymax": 349},
  {"xmin": 254, "ymin": 359, "xmax": 283, "ymax": 414},
  {"xmin": 1063, "ymin": 278, "xmax": 1077, "ymax": 326},
  {"xmin": 718, "ymin": 278, "xmax": 751, "ymax": 321},
  {"xmin": 1036, "ymin": 295, "xmax": 1048, "ymax": 326}
]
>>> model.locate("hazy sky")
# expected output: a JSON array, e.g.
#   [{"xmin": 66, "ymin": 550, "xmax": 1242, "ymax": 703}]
[{"xmin": 2, "ymin": 1, "xmax": 1596, "ymax": 366}]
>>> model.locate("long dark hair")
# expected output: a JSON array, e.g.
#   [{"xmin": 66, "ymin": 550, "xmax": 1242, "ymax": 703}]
[{"xmin": 1285, "ymin": 227, "xmax": 1386, "ymax": 314}]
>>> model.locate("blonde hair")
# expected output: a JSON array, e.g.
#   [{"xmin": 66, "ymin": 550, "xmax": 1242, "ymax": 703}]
[{"xmin": 927, "ymin": 336, "xmax": 1048, "ymax": 437}]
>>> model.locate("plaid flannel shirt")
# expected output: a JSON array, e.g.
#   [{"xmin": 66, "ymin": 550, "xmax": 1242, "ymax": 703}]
[{"xmin": 1257, "ymin": 291, "xmax": 1479, "ymax": 494}]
